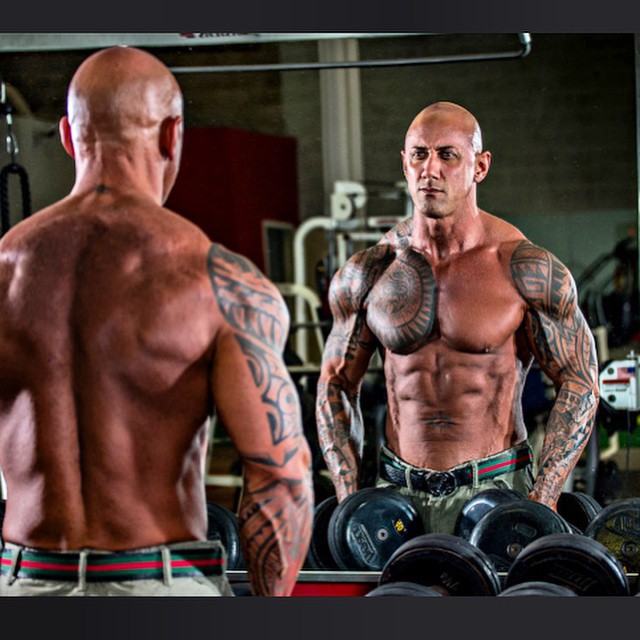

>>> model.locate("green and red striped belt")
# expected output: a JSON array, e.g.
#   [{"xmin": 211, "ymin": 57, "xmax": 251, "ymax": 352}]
[
  {"xmin": 0, "ymin": 545, "xmax": 225, "ymax": 582},
  {"xmin": 379, "ymin": 442, "xmax": 533, "ymax": 497}
]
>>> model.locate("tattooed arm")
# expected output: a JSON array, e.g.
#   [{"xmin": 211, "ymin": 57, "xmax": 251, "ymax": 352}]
[
  {"xmin": 511, "ymin": 241, "xmax": 599, "ymax": 510},
  {"xmin": 316, "ymin": 246, "xmax": 390, "ymax": 502},
  {"xmin": 207, "ymin": 244, "xmax": 313, "ymax": 596}
]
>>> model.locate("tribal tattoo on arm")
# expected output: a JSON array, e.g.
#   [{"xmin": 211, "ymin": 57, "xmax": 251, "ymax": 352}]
[
  {"xmin": 316, "ymin": 245, "xmax": 392, "ymax": 501},
  {"xmin": 208, "ymin": 244, "xmax": 313, "ymax": 596},
  {"xmin": 511, "ymin": 241, "xmax": 599, "ymax": 508}
]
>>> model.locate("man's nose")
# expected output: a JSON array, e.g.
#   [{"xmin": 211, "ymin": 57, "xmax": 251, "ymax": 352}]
[{"xmin": 420, "ymin": 154, "xmax": 440, "ymax": 178}]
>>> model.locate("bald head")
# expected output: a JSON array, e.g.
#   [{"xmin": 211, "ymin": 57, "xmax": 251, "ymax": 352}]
[
  {"xmin": 406, "ymin": 102, "xmax": 483, "ymax": 154},
  {"xmin": 66, "ymin": 46, "xmax": 183, "ymax": 146}
]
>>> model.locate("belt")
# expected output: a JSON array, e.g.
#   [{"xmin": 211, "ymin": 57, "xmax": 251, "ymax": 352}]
[
  {"xmin": 0, "ymin": 545, "xmax": 224, "ymax": 582},
  {"xmin": 379, "ymin": 443, "xmax": 533, "ymax": 497}
]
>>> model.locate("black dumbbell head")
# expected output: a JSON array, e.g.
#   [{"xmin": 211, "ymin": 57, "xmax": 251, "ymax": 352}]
[
  {"xmin": 504, "ymin": 532, "xmax": 630, "ymax": 596},
  {"xmin": 328, "ymin": 487, "xmax": 425, "ymax": 571},
  {"xmin": 378, "ymin": 532, "xmax": 502, "ymax": 596}
]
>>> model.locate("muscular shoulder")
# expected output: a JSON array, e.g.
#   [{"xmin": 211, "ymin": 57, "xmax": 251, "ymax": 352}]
[
  {"xmin": 206, "ymin": 243, "xmax": 289, "ymax": 351},
  {"xmin": 328, "ymin": 242, "xmax": 396, "ymax": 312},
  {"xmin": 510, "ymin": 239, "xmax": 578, "ymax": 317}
]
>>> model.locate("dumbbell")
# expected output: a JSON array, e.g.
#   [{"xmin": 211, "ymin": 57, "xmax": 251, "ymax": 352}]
[
  {"xmin": 502, "ymin": 532, "xmax": 630, "ymax": 596},
  {"xmin": 305, "ymin": 494, "xmax": 341, "ymax": 570},
  {"xmin": 584, "ymin": 497, "xmax": 640, "ymax": 591},
  {"xmin": 306, "ymin": 487, "xmax": 425, "ymax": 571},
  {"xmin": 206, "ymin": 501, "xmax": 244, "ymax": 570},
  {"xmin": 367, "ymin": 532, "xmax": 502, "ymax": 597},
  {"xmin": 454, "ymin": 488, "xmax": 526, "ymax": 540},
  {"xmin": 557, "ymin": 490, "xmax": 602, "ymax": 533},
  {"xmin": 468, "ymin": 498, "xmax": 574, "ymax": 572},
  {"xmin": 457, "ymin": 488, "xmax": 601, "ymax": 539},
  {"xmin": 326, "ymin": 487, "xmax": 426, "ymax": 571},
  {"xmin": 499, "ymin": 581, "xmax": 578, "ymax": 596}
]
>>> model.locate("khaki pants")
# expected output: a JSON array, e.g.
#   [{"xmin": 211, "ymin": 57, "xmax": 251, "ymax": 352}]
[
  {"xmin": 376, "ymin": 444, "xmax": 535, "ymax": 535},
  {"xmin": 0, "ymin": 540, "xmax": 235, "ymax": 597}
]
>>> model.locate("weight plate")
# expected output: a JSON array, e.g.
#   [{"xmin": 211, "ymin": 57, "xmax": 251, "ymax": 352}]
[
  {"xmin": 557, "ymin": 491, "xmax": 602, "ymax": 534},
  {"xmin": 378, "ymin": 532, "xmax": 502, "ymax": 596},
  {"xmin": 468, "ymin": 499, "xmax": 573, "ymax": 572},
  {"xmin": 499, "ymin": 581, "xmax": 578, "ymax": 597},
  {"xmin": 454, "ymin": 487, "xmax": 526, "ymax": 540},
  {"xmin": 366, "ymin": 581, "xmax": 445, "ymax": 597},
  {"xmin": 328, "ymin": 487, "xmax": 425, "ymax": 571},
  {"xmin": 505, "ymin": 532, "xmax": 630, "ymax": 596},
  {"xmin": 305, "ymin": 495, "xmax": 340, "ymax": 570},
  {"xmin": 584, "ymin": 497, "xmax": 640, "ymax": 574},
  {"xmin": 206, "ymin": 501, "xmax": 244, "ymax": 570}
]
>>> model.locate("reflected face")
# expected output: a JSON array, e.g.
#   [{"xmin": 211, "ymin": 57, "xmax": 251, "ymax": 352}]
[{"xmin": 401, "ymin": 110, "xmax": 487, "ymax": 220}]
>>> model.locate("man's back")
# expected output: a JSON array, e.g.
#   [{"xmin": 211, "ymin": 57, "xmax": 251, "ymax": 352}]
[{"xmin": 0, "ymin": 193, "xmax": 218, "ymax": 550}]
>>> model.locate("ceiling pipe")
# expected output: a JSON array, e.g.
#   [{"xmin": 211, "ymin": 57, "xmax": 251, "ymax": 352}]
[{"xmin": 169, "ymin": 33, "xmax": 532, "ymax": 74}]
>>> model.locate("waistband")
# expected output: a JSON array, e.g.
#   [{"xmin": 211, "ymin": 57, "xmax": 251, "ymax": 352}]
[
  {"xmin": 0, "ymin": 541, "xmax": 225, "ymax": 583},
  {"xmin": 379, "ymin": 442, "xmax": 533, "ymax": 497}
]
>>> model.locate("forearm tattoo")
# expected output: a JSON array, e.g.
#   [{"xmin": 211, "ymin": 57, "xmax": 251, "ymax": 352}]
[
  {"xmin": 511, "ymin": 241, "xmax": 598, "ymax": 505},
  {"xmin": 208, "ymin": 243, "xmax": 312, "ymax": 594},
  {"xmin": 315, "ymin": 247, "xmax": 392, "ymax": 498},
  {"xmin": 238, "ymin": 476, "xmax": 313, "ymax": 596},
  {"xmin": 316, "ymin": 380, "xmax": 363, "ymax": 498}
]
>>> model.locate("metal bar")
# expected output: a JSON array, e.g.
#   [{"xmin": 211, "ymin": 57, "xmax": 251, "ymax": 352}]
[
  {"xmin": 0, "ymin": 32, "xmax": 426, "ymax": 53},
  {"xmin": 169, "ymin": 33, "xmax": 532, "ymax": 74}
]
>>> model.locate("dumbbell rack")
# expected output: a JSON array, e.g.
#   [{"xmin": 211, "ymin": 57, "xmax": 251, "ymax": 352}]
[
  {"xmin": 227, "ymin": 569, "xmax": 640, "ymax": 596},
  {"xmin": 227, "ymin": 569, "xmax": 380, "ymax": 596}
]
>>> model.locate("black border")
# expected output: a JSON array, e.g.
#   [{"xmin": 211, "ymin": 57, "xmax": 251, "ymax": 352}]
[
  {"xmin": 2, "ymin": 0, "xmax": 640, "ymax": 637},
  {"xmin": 1, "ymin": 0, "xmax": 639, "ymax": 33},
  {"xmin": 1, "ymin": 592, "xmax": 637, "ymax": 639}
]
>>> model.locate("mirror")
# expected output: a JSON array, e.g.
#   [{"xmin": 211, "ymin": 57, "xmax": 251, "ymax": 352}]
[{"xmin": 1, "ymin": 33, "xmax": 638, "ymax": 569}]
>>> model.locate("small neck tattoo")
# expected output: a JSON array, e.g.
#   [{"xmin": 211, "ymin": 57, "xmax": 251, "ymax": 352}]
[{"xmin": 96, "ymin": 184, "xmax": 110, "ymax": 194}]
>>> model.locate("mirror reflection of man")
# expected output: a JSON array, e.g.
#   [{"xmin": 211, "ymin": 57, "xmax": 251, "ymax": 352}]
[{"xmin": 316, "ymin": 101, "xmax": 599, "ymax": 534}]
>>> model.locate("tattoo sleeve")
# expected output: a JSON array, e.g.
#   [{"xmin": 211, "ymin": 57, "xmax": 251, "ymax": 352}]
[
  {"xmin": 316, "ymin": 246, "xmax": 389, "ymax": 502},
  {"xmin": 208, "ymin": 244, "xmax": 313, "ymax": 596},
  {"xmin": 511, "ymin": 241, "xmax": 599, "ymax": 508}
]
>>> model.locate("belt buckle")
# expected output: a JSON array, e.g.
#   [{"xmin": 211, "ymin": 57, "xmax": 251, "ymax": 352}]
[{"xmin": 425, "ymin": 471, "xmax": 456, "ymax": 497}]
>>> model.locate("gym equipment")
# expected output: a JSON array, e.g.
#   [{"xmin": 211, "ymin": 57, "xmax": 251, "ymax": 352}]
[
  {"xmin": 366, "ymin": 580, "xmax": 447, "ymax": 597},
  {"xmin": 584, "ymin": 497, "xmax": 640, "ymax": 575},
  {"xmin": 1, "ymin": 79, "xmax": 31, "ymax": 237},
  {"xmin": 305, "ymin": 495, "xmax": 341, "ymax": 570},
  {"xmin": 454, "ymin": 487, "xmax": 526, "ymax": 540},
  {"xmin": 504, "ymin": 533, "xmax": 630, "ymax": 596},
  {"xmin": 377, "ymin": 532, "xmax": 502, "ymax": 596},
  {"xmin": 206, "ymin": 501, "xmax": 244, "ymax": 570},
  {"xmin": 556, "ymin": 491, "xmax": 602, "ymax": 533},
  {"xmin": 327, "ymin": 487, "xmax": 425, "ymax": 571},
  {"xmin": 499, "ymin": 581, "xmax": 578, "ymax": 596},
  {"xmin": 468, "ymin": 499, "xmax": 573, "ymax": 572}
]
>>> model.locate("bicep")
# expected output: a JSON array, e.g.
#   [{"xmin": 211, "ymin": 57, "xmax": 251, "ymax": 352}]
[
  {"xmin": 512, "ymin": 241, "xmax": 597, "ymax": 388},
  {"xmin": 207, "ymin": 243, "xmax": 305, "ymax": 470},
  {"xmin": 319, "ymin": 273, "xmax": 378, "ymax": 391},
  {"xmin": 211, "ymin": 330, "xmax": 303, "ymax": 468}
]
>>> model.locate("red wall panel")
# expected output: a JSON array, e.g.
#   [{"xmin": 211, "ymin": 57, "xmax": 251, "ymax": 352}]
[{"xmin": 166, "ymin": 127, "xmax": 299, "ymax": 272}]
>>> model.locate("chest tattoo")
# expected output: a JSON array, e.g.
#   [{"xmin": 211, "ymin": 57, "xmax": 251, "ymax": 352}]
[{"xmin": 367, "ymin": 249, "xmax": 436, "ymax": 354}]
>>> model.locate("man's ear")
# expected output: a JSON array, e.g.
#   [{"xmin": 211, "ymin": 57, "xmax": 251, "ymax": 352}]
[
  {"xmin": 474, "ymin": 150, "xmax": 491, "ymax": 184},
  {"xmin": 401, "ymin": 149, "xmax": 408, "ymax": 179},
  {"xmin": 159, "ymin": 115, "xmax": 183, "ymax": 161},
  {"xmin": 59, "ymin": 116, "xmax": 75, "ymax": 158}
]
